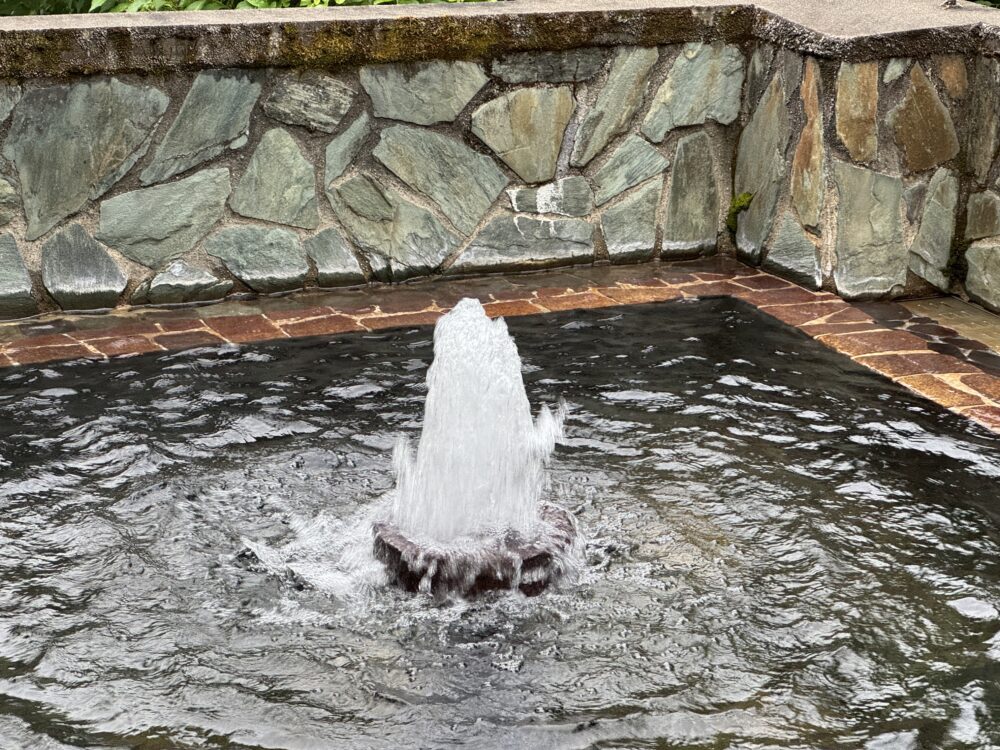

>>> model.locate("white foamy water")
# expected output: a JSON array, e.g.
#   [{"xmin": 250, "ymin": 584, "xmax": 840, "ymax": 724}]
[{"xmin": 390, "ymin": 298, "xmax": 563, "ymax": 544}]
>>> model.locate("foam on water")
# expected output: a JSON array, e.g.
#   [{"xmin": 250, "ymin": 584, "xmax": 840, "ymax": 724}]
[{"xmin": 390, "ymin": 298, "xmax": 564, "ymax": 546}]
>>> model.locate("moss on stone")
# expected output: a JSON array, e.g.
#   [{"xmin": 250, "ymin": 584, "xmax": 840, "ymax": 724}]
[{"xmin": 726, "ymin": 191, "xmax": 754, "ymax": 233}]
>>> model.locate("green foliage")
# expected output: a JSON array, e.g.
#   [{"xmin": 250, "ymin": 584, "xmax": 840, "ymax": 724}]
[
  {"xmin": 726, "ymin": 192, "xmax": 754, "ymax": 234},
  {"xmin": 0, "ymin": 0, "xmax": 485, "ymax": 13}
]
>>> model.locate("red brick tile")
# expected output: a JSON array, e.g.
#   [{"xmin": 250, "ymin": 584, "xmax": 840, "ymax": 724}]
[
  {"xmin": 13, "ymin": 344, "xmax": 99, "ymax": 365},
  {"xmin": 960, "ymin": 373, "xmax": 1000, "ymax": 402},
  {"xmin": 154, "ymin": 317, "xmax": 206, "ymax": 332},
  {"xmin": 264, "ymin": 305, "xmax": 335, "ymax": 323},
  {"xmin": 733, "ymin": 286, "xmax": 822, "ymax": 306},
  {"xmin": 70, "ymin": 321, "xmax": 161, "ymax": 340},
  {"xmin": 204, "ymin": 314, "xmax": 286, "ymax": 343},
  {"xmin": 965, "ymin": 405, "xmax": 1000, "ymax": 432},
  {"xmin": 677, "ymin": 281, "xmax": 746, "ymax": 298},
  {"xmin": 536, "ymin": 289, "xmax": 618, "ymax": 311},
  {"xmin": 856, "ymin": 352, "xmax": 979, "ymax": 378},
  {"xmin": 91, "ymin": 335, "xmax": 164, "ymax": 358},
  {"xmin": 153, "ymin": 330, "xmax": 228, "ymax": 349},
  {"xmin": 800, "ymin": 321, "xmax": 883, "ymax": 337},
  {"xmin": 370, "ymin": 291, "xmax": 440, "ymax": 315},
  {"xmin": 732, "ymin": 274, "xmax": 795, "ymax": 291},
  {"xmin": 363, "ymin": 310, "xmax": 443, "ymax": 329},
  {"xmin": 599, "ymin": 285, "xmax": 684, "ymax": 305},
  {"xmin": 759, "ymin": 300, "xmax": 852, "ymax": 326},
  {"xmin": 897, "ymin": 374, "xmax": 987, "ymax": 409},
  {"xmin": 820, "ymin": 306, "xmax": 876, "ymax": 325},
  {"xmin": 481, "ymin": 299, "xmax": 547, "ymax": 318},
  {"xmin": 818, "ymin": 329, "xmax": 930, "ymax": 357},
  {"xmin": 6, "ymin": 333, "xmax": 78, "ymax": 351},
  {"xmin": 0, "ymin": 353, "xmax": 14, "ymax": 368},
  {"xmin": 280, "ymin": 314, "xmax": 365, "ymax": 338}
]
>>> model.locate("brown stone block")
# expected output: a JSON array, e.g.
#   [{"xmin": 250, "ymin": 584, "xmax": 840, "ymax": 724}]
[
  {"xmin": 857, "ymin": 352, "xmax": 979, "ymax": 378},
  {"xmin": 679, "ymin": 280, "xmax": 746, "ymax": 298},
  {"xmin": 154, "ymin": 317, "xmax": 206, "ymax": 332},
  {"xmin": 13, "ymin": 344, "xmax": 98, "ymax": 365},
  {"xmin": 898, "ymin": 374, "xmax": 986, "ymax": 409},
  {"xmin": 960, "ymin": 373, "xmax": 1000, "ymax": 402},
  {"xmin": 264, "ymin": 305, "xmax": 336, "ymax": 323},
  {"xmin": 600, "ymin": 285, "xmax": 684, "ymax": 305},
  {"xmin": 818, "ymin": 328, "xmax": 930, "ymax": 356},
  {"xmin": 538, "ymin": 290, "xmax": 617, "ymax": 311},
  {"xmin": 70, "ymin": 321, "xmax": 161, "ymax": 340},
  {"xmin": 733, "ymin": 274, "xmax": 795, "ymax": 291},
  {"xmin": 760, "ymin": 300, "xmax": 853, "ymax": 326},
  {"xmin": 734, "ymin": 286, "xmax": 821, "ymax": 306},
  {"xmin": 154, "ymin": 330, "xmax": 227, "ymax": 350},
  {"xmin": 204, "ymin": 315, "xmax": 286, "ymax": 343},
  {"xmin": 482, "ymin": 299, "xmax": 547, "ymax": 318},
  {"xmin": 6, "ymin": 333, "xmax": 79, "ymax": 351},
  {"xmin": 92, "ymin": 335, "xmax": 164, "ymax": 358},
  {"xmin": 280, "ymin": 314, "xmax": 365, "ymax": 338},
  {"xmin": 363, "ymin": 311, "xmax": 443, "ymax": 329}
]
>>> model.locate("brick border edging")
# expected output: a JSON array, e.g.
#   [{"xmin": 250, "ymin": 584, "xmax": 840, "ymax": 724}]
[{"xmin": 1, "ymin": 257, "xmax": 998, "ymax": 433}]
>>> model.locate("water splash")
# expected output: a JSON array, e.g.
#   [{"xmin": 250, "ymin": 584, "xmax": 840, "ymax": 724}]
[{"xmin": 390, "ymin": 298, "xmax": 564, "ymax": 545}]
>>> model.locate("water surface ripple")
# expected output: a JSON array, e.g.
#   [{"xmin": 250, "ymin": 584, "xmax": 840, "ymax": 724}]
[{"xmin": 1, "ymin": 298, "xmax": 999, "ymax": 749}]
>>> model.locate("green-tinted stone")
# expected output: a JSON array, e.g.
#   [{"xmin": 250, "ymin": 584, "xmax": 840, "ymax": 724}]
[
  {"xmin": 763, "ymin": 212, "xmax": 821, "ymax": 288},
  {"xmin": 965, "ymin": 190, "xmax": 1000, "ymax": 241},
  {"xmin": 263, "ymin": 70, "xmax": 355, "ymax": 133},
  {"xmin": 471, "ymin": 87, "xmax": 574, "ymax": 184},
  {"xmin": 4, "ymin": 78, "xmax": 169, "ymax": 240},
  {"xmin": 491, "ymin": 49, "xmax": 604, "ymax": 83},
  {"xmin": 602, "ymin": 179, "xmax": 662, "ymax": 263},
  {"xmin": 330, "ymin": 174, "xmax": 460, "ymax": 281},
  {"xmin": 965, "ymin": 241, "xmax": 1000, "ymax": 312},
  {"xmin": 374, "ymin": 125, "xmax": 508, "ymax": 234},
  {"xmin": 360, "ymin": 61, "xmax": 487, "ymax": 125},
  {"xmin": 908, "ymin": 168, "xmax": 958, "ymax": 291},
  {"xmin": 592, "ymin": 135, "xmax": 669, "ymax": 206},
  {"xmin": 964, "ymin": 57, "xmax": 1000, "ymax": 185},
  {"xmin": 507, "ymin": 176, "xmax": 594, "ymax": 217},
  {"xmin": 571, "ymin": 47, "xmax": 658, "ymax": 167},
  {"xmin": 0, "ymin": 233, "xmax": 34, "ymax": 318},
  {"xmin": 141, "ymin": 70, "xmax": 262, "ymax": 186},
  {"xmin": 98, "ymin": 168, "xmax": 231, "ymax": 268},
  {"xmin": 304, "ymin": 228, "xmax": 366, "ymax": 287},
  {"xmin": 137, "ymin": 260, "xmax": 233, "ymax": 305},
  {"xmin": 0, "ymin": 177, "xmax": 19, "ymax": 227},
  {"xmin": 230, "ymin": 129, "xmax": 319, "ymax": 230},
  {"xmin": 324, "ymin": 113, "xmax": 371, "ymax": 187},
  {"xmin": 449, "ymin": 215, "xmax": 593, "ymax": 274},
  {"xmin": 641, "ymin": 42, "xmax": 744, "ymax": 143},
  {"xmin": 883, "ymin": 58, "xmax": 910, "ymax": 84},
  {"xmin": 662, "ymin": 131, "xmax": 718, "ymax": 255},
  {"xmin": 832, "ymin": 161, "xmax": 906, "ymax": 299},
  {"xmin": 204, "ymin": 225, "xmax": 309, "ymax": 294},
  {"xmin": 41, "ymin": 225, "xmax": 127, "ymax": 310}
]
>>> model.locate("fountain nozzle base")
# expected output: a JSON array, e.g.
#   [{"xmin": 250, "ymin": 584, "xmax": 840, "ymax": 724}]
[{"xmin": 373, "ymin": 504, "xmax": 576, "ymax": 598}]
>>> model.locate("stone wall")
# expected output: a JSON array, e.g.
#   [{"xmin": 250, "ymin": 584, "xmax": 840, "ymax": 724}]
[{"xmin": 0, "ymin": 3, "xmax": 998, "ymax": 320}]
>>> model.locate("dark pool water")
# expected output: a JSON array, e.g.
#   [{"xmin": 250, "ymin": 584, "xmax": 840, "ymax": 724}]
[{"xmin": 2, "ymin": 298, "xmax": 1000, "ymax": 749}]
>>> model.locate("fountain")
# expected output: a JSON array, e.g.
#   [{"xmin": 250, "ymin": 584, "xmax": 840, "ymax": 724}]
[{"xmin": 373, "ymin": 298, "xmax": 577, "ymax": 597}]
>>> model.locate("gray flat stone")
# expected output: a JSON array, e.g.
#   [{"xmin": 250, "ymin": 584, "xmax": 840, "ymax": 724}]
[
  {"xmin": 964, "ymin": 57, "xmax": 1000, "ymax": 185},
  {"xmin": 98, "ymin": 168, "xmax": 231, "ymax": 268},
  {"xmin": 965, "ymin": 241, "xmax": 1000, "ymax": 312},
  {"xmin": 304, "ymin": 228, "xmax": 366, "ymax": 287},
  {"xmin": 832, "ymin": 161, "xmax": 906, "ymax": 299},
  {"xmin": 593, "ymin": 135, "xmax": 669, "ymax": 206},
  {"xmin": 602, "ymin": 179, "xmax": 661, "ymax": 263},
  {"xmin": 0, "ymin": 84, "xmax": 21, "ymax": 125},
  {"xmin": 449, "ymin": 214, "xmax": 593, "ymax": 274},
  {"xmin": 763, "ymin": 212, "xmax": 821, "ymax": 288},
  {"xmin": 136, "ymin": 259, "xmax": 233, "ymax": 305},
  {"xmin": 641, "ymin": 42, "xmax": 744, "ymax": 143},
  {"xmin": 0, "ymin": 233, "xmax": 34, "ymax": 318},
  {"xmin": 507, "ymin": 176, "xmax": 594, "ymax": 217},
  {"xmin": 782, "ymin": 50, "xmax": 803, "ymax": 103},
  {"xmin": 41, "ymin": 224, "xmax": 127, "ymax": 310},
  {"xmin": 141, "ymin": 70, "xmax": 261, "ymax": 186},
  {"xmin": 734, "ymin": 73, "xmax": 789, "ymax": 262},
  {"xmin": 908, "ymin": 168, "xmax": 958, "ymax": 291},
  {"xmin": 492, "ymin": 48, "xmax": 604, "ymax": 83},
  {"xmin": 662, "ymin": 131, "xmax": 718, "ymax": 255},
  {"xmin": 883, "ymin": 57, "xmax": 910, "ymax": 83},
  {"xmin": 230, "ymin": 128, "xmax": 319, "ymax": 229},
  {"xmin": 471, "ymin": 87, "xmax": 574, "ymax": 184},
  {"xmin": 360, "ymin": 61, "xmax": 487, "ymax": 125},
  {"xmin": 965, "ymin": 190, "xmax": 1000, "ymax": 241},
  {"xmin": 263, "ymin": 70, "xmax": 355, "ymax": 133},
  {"xmin": 373, "ymin": 125, "xmax": 508, "ymax": 234},
  {"xmin": 745, "ymin": 45, "xmax": 775, "ymax": 112},
  {"xmin": 204, "ymin": 226, "xmax": 309, "ymax": 294},
  {"xmin": 571, "ymin": 46, "xmax": 658, "ymax": 167},
  {"xmin": 0, "ymin": 177, "xmax": 19, "ymax": 227},
  {"xmin": 324, "ymin": 112, "xmax": 371, "ymax": 187},
  {"xmin": 330, "ymin": 174, "xmax": 461, "ymax": 280},
  {"xmin": 4, "ymin": 78, "xmax": 168, "ymax": 241}
]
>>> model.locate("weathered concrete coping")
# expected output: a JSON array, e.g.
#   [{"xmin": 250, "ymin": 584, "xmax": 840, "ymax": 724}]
[{"xmin": 0, "ymin": 0, "xmax": 998, "ymax": 79}]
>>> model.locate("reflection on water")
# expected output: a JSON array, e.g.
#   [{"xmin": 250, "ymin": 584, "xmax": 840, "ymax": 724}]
[{"xmin": 1, "ymin": 298, "xmax": 999, "ymax": 749}]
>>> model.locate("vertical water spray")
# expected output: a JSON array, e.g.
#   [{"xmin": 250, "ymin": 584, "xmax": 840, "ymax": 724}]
[{"xmin": 374, "ymin": 298, "xmax": 577, "ymax": 597}]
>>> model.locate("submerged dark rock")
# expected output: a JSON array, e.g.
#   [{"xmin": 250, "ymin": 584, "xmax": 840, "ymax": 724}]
[{"xmin": 373, "ymin": 504, "xmax": 576, "ymax": 598}]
